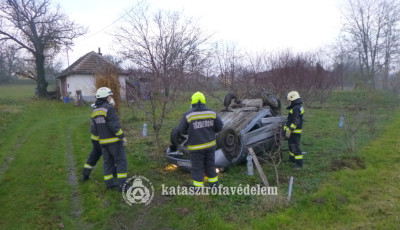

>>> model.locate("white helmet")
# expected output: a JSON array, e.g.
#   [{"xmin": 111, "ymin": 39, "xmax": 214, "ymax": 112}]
[
  {"xmin": 287, "ymin": 91, "xmax": 300, "ymax": 101},
  {"xmin": 96, "ymin": 87, "xmax": 113, "ymax": 98}
]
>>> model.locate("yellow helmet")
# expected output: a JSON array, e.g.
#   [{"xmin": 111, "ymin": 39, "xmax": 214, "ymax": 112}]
[
  {"xmin": 287, "ymin": 91, "xmax": 300, "ymax": 101},
  {"xmin": 191, "ymin": 92, "xmax": 206, "ymax": 104}
]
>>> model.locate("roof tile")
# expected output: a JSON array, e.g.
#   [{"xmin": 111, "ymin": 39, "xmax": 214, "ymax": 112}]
[{"xmin": 58, "ymin": 51, "xmax": 126, "ymax": 78}]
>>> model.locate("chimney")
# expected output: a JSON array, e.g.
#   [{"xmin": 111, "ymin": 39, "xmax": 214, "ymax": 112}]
[{"xmin": 98, "ymin": 47, "xmax": 102, "ymax": 56}]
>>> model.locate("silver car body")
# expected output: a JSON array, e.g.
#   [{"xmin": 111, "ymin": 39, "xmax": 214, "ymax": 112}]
[{"xmin": 167, "ymin": 98, "xmax": 286, "ymax": 171}]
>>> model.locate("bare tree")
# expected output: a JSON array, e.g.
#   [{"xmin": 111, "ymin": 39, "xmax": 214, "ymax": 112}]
[
  {"xmin": 114, "ymin": 2, "xmax": 212, "ymax": 152},
  {"xmin": 202, "ymin": 42, "xmax": 267, "ymax": 101},
  {"xmin": 254, "ymin": 50, "xmax": 339, "ymax": 107},
  {"xmin": 328, "ymin": 35, "xmax": 353, "ymax": 90},
  {"xmin": 103, "ymin": 54, "xmax": 124, "ymax": 68},
  {"xmin": 381, "ymin": 0, "xmax": 400, "ymax": 90},
  {"xmin": 214, "ymin": 42, "xmax": 244, "ymax": 97},
  {"xmin": 0, "ymin": 0, "xmax": 86, "ymax": 97},
  {"xmin": 255, "ymin": 126, "xmax": 284, "ymax": 186},
  {"xmin": 341, "ymin": 0, "xmax": 400, "ymax": 90},
  {"xmin": 0, "ymin": 41, "xmax": 20, "ymax": 82}
]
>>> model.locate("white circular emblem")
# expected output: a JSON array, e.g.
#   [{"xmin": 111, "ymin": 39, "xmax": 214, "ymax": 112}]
[{"xmin": 122, "ymin": 175, "xmax": 154, "ymax": 206}]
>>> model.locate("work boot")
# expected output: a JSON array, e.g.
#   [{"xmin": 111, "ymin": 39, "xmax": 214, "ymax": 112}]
[
  {"xmin": 80, "ymin": 168, "xmax": 92, "ymax": 182},
  {"xmin": 209, "ymin": 181, "xmax": 219, "ymax": 188},
  {"xmin": 106, "ymin": 184, "xmax": 118, "ymax": 191},
  {"xmin": 292, "ymin": 165, "xmax": 302, "ymax": 171},
  {"xmin": 80, "ymin": 174, "xmax": 90, "ymax": 182},
  {"xmin": 288, "ymin": 156, "xmax": 295, "ymax": 163},
  {"xmin": 293, "ymin": 159, "xmax": 303, "ymax": 170},
  {"xmin": 117, "ymin": 178, "xmax": 128, "ymax": 193},
  {"xmin": 119, "ymin": 183, "xmax": 134, "ymax": 193},
  {"xmin": 190, "ymin": 185, "xmax": 202, "ymax": 194}
]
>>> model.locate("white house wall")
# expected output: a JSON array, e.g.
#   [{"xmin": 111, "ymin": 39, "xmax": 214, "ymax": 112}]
[{"xmin": 61, "ymin": 74, "xmax": 127, "ymax": 102}]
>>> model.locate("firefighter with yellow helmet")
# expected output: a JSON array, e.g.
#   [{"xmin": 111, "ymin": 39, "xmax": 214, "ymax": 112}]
[
  {"xmin": 284, "ymin": 91, "xmax": 305, "ymax": 169},
  {"xmin": 179, "ymin": 92, "xmax": 223, "ymax": 188}
]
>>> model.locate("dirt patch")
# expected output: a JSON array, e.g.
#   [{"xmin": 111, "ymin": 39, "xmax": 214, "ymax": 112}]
[
  {"xmin": 0, "ymin": 138, "xmax": 24, "ymax": 178},
  {"xmin": 330, "ymin": 156, "xmax": 365, "ymax": 171},
  {"xmin": 337, "ymin": 195, "xmax": 348, "ymax": 204},
  {"xmin": 312, "ymin": 197, "xmax": 326, "ymax": 205},
  {"xmin": 114, "ymin": 194, "xmax": 172, "ymax": 229},
  {"xmin": 175, "ymin": 207, "xmax": 190, "ymax": 216},
  {"xmin": 65, "ymin": 130, "xmax": 84, "ymax": 224}
]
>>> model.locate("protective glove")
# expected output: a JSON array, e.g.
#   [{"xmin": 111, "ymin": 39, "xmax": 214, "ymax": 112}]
[
  {"xmin": 285, "ymin": 129, "xmax": 292, "ymax": 140},
  {"xmin": 109, "ymin": 98, "xmax": 116, "ymax": 107},
  {"xmin": 122, "ymin": 137, "xmax": 128, "ymax": 147}
]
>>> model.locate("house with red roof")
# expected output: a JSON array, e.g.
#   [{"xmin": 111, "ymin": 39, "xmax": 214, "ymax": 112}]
[{"xmin": 58, "ymin": 49, "xmax": 127, "ymax": 102}]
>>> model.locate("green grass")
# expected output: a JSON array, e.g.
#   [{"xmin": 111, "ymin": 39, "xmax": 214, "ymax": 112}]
[
  {"xmin": 254, "ymin": 111, "xmax": 400, "ymax": 229},
  {"xmin": 0, "ymin": 85, "xmax": 399, "ymax": 229}
]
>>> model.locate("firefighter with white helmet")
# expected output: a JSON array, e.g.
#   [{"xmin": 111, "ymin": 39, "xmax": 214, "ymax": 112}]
[
  {"xmin": 284, "ymin": 91, "xmax": 304, "ymax": 169},
  {"xmin": 179, "ymin": 92, "xmax": 223, "ymax": 188},
  {"xmin": 81, "ymin": 96, "xmax": 117, "ymax": 182},
  {"xmin": 91, "ymin": 87, "xmax": 128, "ymax": 191}
]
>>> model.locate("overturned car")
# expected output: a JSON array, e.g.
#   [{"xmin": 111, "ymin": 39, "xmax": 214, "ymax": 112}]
[{"xmin": 167, "ymin": 92, "xmax": 286, "ymax": 171}]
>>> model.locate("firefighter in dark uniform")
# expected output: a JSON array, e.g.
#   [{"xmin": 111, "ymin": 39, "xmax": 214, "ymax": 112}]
[
  {"xmin": 81, "ymin": 107, "xmax": 102, "ymax": 181},
  {"xmin": 81, "ymin": 101, "xmax": 116, "ymax": 182},
  {"xmin": 179, "ymin": 92, "xmax": 223, "ymax": 188},
  {"xmin": 92, "ymin": 87, "xmax": 128, "ymax": 191},
  {"xmin": 284, "ymin": 91, "xmax": 305, "ymax": 169}
]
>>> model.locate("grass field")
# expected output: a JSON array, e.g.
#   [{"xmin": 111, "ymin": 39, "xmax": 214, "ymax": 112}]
[{"xmin": 0, "ymin": 82, "xmax": 399, "ymax": 229}]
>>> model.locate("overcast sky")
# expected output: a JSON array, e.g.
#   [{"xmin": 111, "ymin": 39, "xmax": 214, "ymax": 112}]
[{"xmin": 55, "ymin": 0, "xmax": 344, "ymax": 68}]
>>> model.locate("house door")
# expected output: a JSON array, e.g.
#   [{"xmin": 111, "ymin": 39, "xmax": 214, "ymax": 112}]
[{"xmin": 61, "ymin": 78, "xmax": 67, "ymax": 96}]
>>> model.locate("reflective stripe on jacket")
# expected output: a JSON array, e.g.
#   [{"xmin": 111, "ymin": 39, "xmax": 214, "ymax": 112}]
[
  {"xmin": 179, "ymin": 104, "xmax": 223, "ymax": 151},
  {"xmin": 285, "ymin": 98, "xmax": 304, "ymax": 133},
  {"xmin": 91, "ymin": 101, "xmax": 125, "ymax": 145},
  {"xmin": 90, "ymin": 115, "xmax": 100, "ymax": 141}
]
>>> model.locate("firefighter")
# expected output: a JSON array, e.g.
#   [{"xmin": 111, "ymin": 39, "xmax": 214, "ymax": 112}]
[
  {"xmin": 80, "ymin": 104, "xmax": 102, "ymax": 181},
  {"xmin": 81, "ymin": 101, "xmax": 115, "ymax": 182},
  {"xmin": 179, "ymin": 92, "xmax": 223, "ymax": 188},
  {"xmin": 92, "ymin": 87, "xmax": 128, "ymax": 191},
  {"xmin": 284, "ymin": 91, "xmax": 304, "ymax": 169}
]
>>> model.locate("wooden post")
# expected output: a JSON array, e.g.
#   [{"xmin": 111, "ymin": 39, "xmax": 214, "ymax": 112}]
[
  {"xmin": 75, "ymin": 90, "xmax": 82, "ymax": 106},
  {"xmin": 248, "ymin": 147, "xmax": 269, "ymax": 187}
]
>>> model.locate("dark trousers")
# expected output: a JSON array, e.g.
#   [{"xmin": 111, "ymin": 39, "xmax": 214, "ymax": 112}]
[
  {"xmin": 101, "ymin": 142, "xmax": 128, "ymax": 188},
  {"xmin": 288, "ymin": 133, "xmax": 303, "ymax": 167},
  {"xmin": 190, "ymin": 147, "xmax": 218, "ymax": 186},
  {"xmin": 82, "ymin": 140, "xmax": 102, "ymax": 176}
]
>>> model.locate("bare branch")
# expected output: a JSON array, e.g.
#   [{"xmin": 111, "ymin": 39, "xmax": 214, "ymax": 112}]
[
  {"xmin": 0, "ymin": 0, "xmax": 87, "ymax": 96},
  {"xmin": 117, "ymin": 2, "xmax": 212, "ymax": 152}
]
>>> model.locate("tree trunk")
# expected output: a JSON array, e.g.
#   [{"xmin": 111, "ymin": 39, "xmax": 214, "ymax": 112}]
[
  {"xmin": 35, "ymin": 53, "xmax": 48, "ymax": 97},
  {"xmin": 154, "ymin": 129, "xmax": 161, "ymax": 153},
  {"xmin": 383, "ymin": 62, "xmax": 389, "ymax": 90}
]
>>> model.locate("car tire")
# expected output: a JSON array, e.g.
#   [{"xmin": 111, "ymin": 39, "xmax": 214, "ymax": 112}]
[
  {"xmin": 261, "ymin": 91, "xmax": 280, "ymax": 109},
  {"xmin": 271, "ymin": 99, "xmax": 282, "ymax": 116},
  {"xmin": 170, "ymin": 126, "xmax": 186, "ymax": 147},
  {"xmin": 216, "ymin": 128, "xmax": 245, "ymax": 164},
  {"xmin": 223, "ymin": 93, "xmax": 239, "ymax": 107}
]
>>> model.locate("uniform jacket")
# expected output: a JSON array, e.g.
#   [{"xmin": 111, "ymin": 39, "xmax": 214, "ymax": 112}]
[
  {"xmin": 285, "ymin": 98, "xmax": 304, "ymax": 133},
  {"xmin": 91, "ymin": 99, "xmax": 125, "ymax": 145},
  {"xmin": 179, "ymin": 103, "xmax": 223, "ymax": 151},
  {"xmin": 90, "ymin": 104, "xmax": 100, "ymax": 141}
]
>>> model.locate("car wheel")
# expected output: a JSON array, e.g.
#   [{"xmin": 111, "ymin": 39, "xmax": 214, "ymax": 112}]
[
  {"xmin": 271, "ymin": 99, "xmax": 282, "ymax": 115},
  {"xmin": 261, "ymin": 91, "xmax": 280, "ymax": 109},
  {"xmin": 216, "ymin": 128, "xmax": 245, "ymax": 164},
  {"xmin": 223, "ymin": 93, "xmax": 239, "ymax": 107},
  {"xmin": 170, "ymin": 126, "xmax": 187, "ymax": 147}
]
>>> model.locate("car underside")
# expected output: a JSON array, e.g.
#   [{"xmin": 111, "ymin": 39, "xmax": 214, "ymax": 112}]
[{"xmin": 167, "ymin": 92, "xmax": 286, "ymax": 171}]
